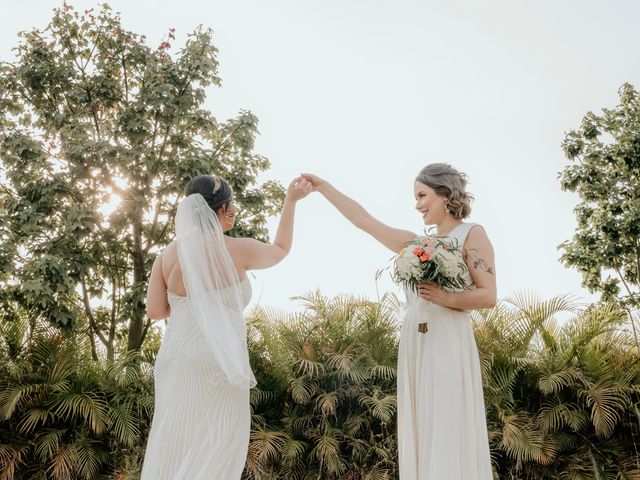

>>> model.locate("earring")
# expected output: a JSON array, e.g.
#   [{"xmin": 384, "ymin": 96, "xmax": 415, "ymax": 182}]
[{"xmin": 224, "ymin": 206, "xmax": 237, "ymax": 218}]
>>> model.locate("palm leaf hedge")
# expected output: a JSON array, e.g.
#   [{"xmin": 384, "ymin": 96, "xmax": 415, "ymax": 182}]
[{"xmin": 1, "ymin": 292, "xmax": 638, "ymax": 479}]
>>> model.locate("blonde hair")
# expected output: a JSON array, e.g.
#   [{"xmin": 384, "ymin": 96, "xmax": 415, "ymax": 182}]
[{"xmin": 415, "ymin": 163, "xmax": 473, "ymax": 219}]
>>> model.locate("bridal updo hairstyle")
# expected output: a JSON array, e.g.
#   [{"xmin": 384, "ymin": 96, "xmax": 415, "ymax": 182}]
[
  {"xmin": 415, "ymin": 163, "xmax": 473, "ymax": 219},
  {"xmin": 185, "ymin": 175, "xmax": 233, "ymax": 213}
]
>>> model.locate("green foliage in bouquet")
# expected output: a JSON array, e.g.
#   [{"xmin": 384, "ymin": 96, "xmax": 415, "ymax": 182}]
[{"xmin": 393, "ymin": 236, "xmax": 470, "ymax": 294}]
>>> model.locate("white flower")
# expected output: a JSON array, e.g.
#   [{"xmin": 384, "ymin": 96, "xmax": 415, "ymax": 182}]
[
  {"xmin": 436, "ymin": 248, "xmax": 464, "ymax": 277},
  {"xmin": 395, "ymin": 253, "xmax": 422, "ymax": 280}
]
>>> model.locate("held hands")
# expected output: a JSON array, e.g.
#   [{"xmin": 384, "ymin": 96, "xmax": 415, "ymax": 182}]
[
  {"xmin": 285, "ymin": 177, "xmax": 313, "ymax": 202},
  {"xmin": 417, "ymin": 282, "xmax": 449, "ymax": 306},
  {"xmin": 300, "ymin": 173, "xmax": 327, "ymax": 192}
]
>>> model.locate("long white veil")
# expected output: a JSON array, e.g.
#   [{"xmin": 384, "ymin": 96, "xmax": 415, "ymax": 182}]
[{"xmin": 174, "ymin": 193, "xmax": 256, "ymax": 389}]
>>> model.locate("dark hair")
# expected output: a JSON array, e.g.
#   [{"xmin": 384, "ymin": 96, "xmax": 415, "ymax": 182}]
[
  {"xmin": 415, "ymin": 163, "xmax": 473, "ymax": 219},
  {"xmin": 185, "ymin": 175, "xmax": 233, "ymax": 212}
]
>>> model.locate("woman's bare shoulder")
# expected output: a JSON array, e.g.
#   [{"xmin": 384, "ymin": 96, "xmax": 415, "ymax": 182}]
[
  {"xmin": 159, "ymin": 241, "xmax": 178, "ymax": 260},
  {"xmin": 224, "ymin": 236, "xmax": 261, "ymax": 251},
  {"xmin": 466, "ymin": 224, "xmax": 491, "ymax": 244}
]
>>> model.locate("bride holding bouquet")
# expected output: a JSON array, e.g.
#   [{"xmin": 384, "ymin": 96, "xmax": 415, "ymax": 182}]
[{"xmin": 302, "ymin": 163, "xmax": 496, "ymax": 480}]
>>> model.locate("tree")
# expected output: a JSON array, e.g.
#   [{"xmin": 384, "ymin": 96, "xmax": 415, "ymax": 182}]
[
  {"xmin": 559, "ymin": 83, "xmax": 640, "ymax": 346},
  {"xmin": 0, "ymin": 3, "xmax": 284, "ymax": 357}
]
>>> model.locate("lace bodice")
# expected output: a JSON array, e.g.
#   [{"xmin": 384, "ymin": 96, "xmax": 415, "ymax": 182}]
[
  {"xmin": 157, "ymin": 278, "xmax": 252, "ymax": 364},
  {"xmin": 166, "ymin": 277, "xmax": 252, "ymax": 309}
]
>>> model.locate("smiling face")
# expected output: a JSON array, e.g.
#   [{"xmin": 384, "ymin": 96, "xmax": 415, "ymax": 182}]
[{"xmin": 414, "ymin": 181, "xmax": 449, "ymax": 226}]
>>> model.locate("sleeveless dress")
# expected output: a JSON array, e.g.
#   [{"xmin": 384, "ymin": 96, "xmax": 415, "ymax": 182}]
[
  {"xmin": 140, "ymin": 277, "xmax": 253, "ymax": 480},
  {"xmin": 397, "ymin": 223, "xmax": 493, "ymax": 479}
]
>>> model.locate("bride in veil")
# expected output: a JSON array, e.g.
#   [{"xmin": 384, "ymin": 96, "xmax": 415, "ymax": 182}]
[{"xmin": 141, "ymin": 174, "xmax": 311, "ymax": 479}]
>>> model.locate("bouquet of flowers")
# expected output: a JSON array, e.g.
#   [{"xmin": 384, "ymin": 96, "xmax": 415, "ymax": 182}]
[{"xmin": 393, "ymin": 235, "xmax": 471, "ymax": 294}]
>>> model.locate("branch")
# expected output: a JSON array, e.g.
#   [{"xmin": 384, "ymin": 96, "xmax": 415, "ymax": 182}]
[
  {"xmin": 143, "ymin": 200, "xmax": 162, "ymax": 253},
  {"xmin": 86, "ymin": 322, "xmax": 98, "ymax": 361},
  {"xmin": 636, "ymin": 241, "xmax": 640, "ymax": 304},
  {"xmin": 210, "ymin": 122, "xmax": 244, "ymax": 162},
  {"xmin": 615, "ymin": 267, "xmax": 639, "ymax": 307},
  {"xmin": 60, "ymin": 28, "xmax": 102, "ymax": 141},
  {"xmin": 60, "ymin": 89, "xmax": 77, "ymax": 116},
  {"xmin": 121, "ymin": 53, "xmax": 130, "ymax": 104},
  {"xmin": 0, "ymin": 182, "xmax": 16, "ymax": 199},
  {"xmin": 80, "ymin": 277, "xmax": 108, "ymax": 347},
  {"xmin": 108, "ymin": 253, "xmax": 117, "ymax": 345},
  {"xmin": 148, "ymin": 111, "xmax": 160, "ymax": 152},
  {"xmin": 88, "ymin": 93, "xmax": 102, "ymax": 140},
  {"xmin": 16, "ymin": 88, "xmax": 36, "ymax": 109},
  {"xmin": 143, "ymin": 197, "xmax": 179, "ymax": 256},
  {"xmin": 115, "ymin": 253, "xmax": 123, "ymax": 321},
  {"xmin": 615, "ymin": 266, "xmax": 640, "ymax": 355},
  {"xmin": 150, "ymin": 40, "xmax": 209, "ymax": 177},
  {"xmin": 153, "ymin": 125, "xmax": 174, "ymax": 176},
  {"xmin": 132, "ymin": 220, "xmax": 147, "ymax": 282},
  {"xmin": 140, "ymin": 316, "xmax": 153, "ymax": 346},
  {"xmin": 81, "ymin": 25, "xmax": 103, "ymax": 72}
]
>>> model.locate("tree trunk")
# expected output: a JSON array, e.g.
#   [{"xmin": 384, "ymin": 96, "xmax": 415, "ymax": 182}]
[{"xmin": 127, "ymin": 220, "xmax": 147, "ymax": 351}]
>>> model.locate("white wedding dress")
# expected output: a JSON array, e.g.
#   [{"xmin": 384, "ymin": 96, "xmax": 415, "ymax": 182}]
[
  {"xmin": 397, "ymin": 222, "xmax": 493, "ymax": 479},
  {"xmin": 140, "ymin": 277, "xmax": 253, "ymax": 480}
]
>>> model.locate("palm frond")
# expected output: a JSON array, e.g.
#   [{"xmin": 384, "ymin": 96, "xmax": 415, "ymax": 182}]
[
  {"xmin": 0, "ymin": 443, "xmax": 30, "ymax": 479},
  {"xmin": 33, "ymin": 428, "xmax": 66, "ymax": 462},
  {"xmin": 538, "ymin": 368, "xmax": 585, "ymax": 395},
  {"xmin": 359, "ymin": 391, "xmax": 397, "ymax": 424},
  {"xmin": 580, "ymin": 380, "xmax": 628, "ymax": 437},
  {"xmin": 289, "ymin": 376, "xmax": 318, "ymax": 405},
  {"xmin": 109, "ymin": 400, "xmax": 141, "ymax": 446},
  {"xmin": 51, "ymin": 391, "xmax": 110, "ymax": 434}
]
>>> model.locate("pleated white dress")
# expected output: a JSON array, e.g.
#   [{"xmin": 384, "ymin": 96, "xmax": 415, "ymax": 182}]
[
  {"xmin": 397, "ymin": 223, "xmax": 493, "ymax": 480},
  {"xmin": 140, "ymin": 277, "xmax": 252, "ymax": 480}
]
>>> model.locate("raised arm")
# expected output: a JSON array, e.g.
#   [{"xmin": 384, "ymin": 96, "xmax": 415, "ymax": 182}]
[
  {"xmin": 301, "ymin": 173, "xmax": 415, "ymax": 253},
  {"xmin": 233, "ymin": 177, "xmax": 312, "ymax": 270}
]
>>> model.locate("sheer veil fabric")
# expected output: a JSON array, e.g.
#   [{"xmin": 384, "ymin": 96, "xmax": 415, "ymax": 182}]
[{"xmin": 174, "ymin": 193, "xmax": 255, "ymax": 389}]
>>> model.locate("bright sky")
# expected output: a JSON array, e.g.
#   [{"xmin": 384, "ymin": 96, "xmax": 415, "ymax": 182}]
[{"xmin": 4, "ymin": 0, "xmax": 639, "ymax": 313}]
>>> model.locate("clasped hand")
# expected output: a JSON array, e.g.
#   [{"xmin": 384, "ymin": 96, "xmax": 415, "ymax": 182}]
[
  {"xmin": 286, "ymin": 177, "xmax": 313, "ymax": 202},
  {"xmin": 417, "ymin": 282, "xmax": 448, "ymax": 306}
]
